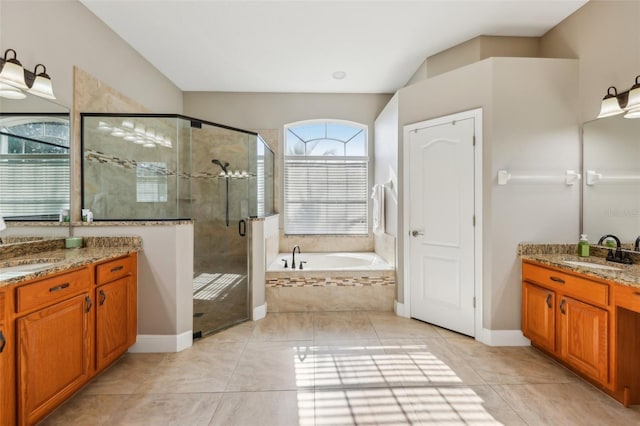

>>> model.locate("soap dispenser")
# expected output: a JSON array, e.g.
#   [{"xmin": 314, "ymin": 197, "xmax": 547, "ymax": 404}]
[{"xmin": 578, "ymin": 234, "xmax": 590, "ymax": 257}]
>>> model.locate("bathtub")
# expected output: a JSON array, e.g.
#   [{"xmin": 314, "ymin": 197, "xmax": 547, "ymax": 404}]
[
  {"xmin": 267, "ymin": 251, "xmax": 393, "ymax": 272},
  {"xmin": 265, "ymin": 252, "xmax": 395, "ymax": 312}
]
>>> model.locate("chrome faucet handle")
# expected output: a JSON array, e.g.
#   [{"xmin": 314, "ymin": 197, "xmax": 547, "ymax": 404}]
[{"xmin": 281, "ymin": 259, "xmax": 288, "ymax": 268}]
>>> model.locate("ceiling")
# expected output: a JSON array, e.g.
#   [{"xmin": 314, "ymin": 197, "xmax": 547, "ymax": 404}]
[{"xmin": 80, "ymin": 0, "xmax": 588, "ymax": 94}]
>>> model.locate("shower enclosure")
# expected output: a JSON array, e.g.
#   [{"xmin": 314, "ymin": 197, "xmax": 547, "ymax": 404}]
[{"xmin": 82, "ymin": 114, "xmax": 274, "ymax": 337}]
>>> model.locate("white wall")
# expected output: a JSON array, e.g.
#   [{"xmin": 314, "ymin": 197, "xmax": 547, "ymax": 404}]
[
  {"xmin": 374, "ymin": 93, "xmax": 400, "ymax": 237},
  {"xmin": 0, "ymin": 0, "xmax": 182, "ymax": 113},
  {"xmin": 390, "ymin": 57, "xmax": 579, "ymax": 330},
  {"xmin": 540, "ymin": 0, "xmax": 640, "ymax": 123}
]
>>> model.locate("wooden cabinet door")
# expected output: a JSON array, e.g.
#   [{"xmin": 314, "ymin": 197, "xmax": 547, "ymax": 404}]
[
  {"xmin": 96, "ymin": 277, "xmax": 132, "ymax": 371},
  {"xmin": 17, "ymin": 293, "xmax": 92, "ymax": 426},
  {"xmin": 560, "ymin": 296, "xmax": 609, "ymax": 383},
  {"xmin": 522, "ymin": 282, "xmax": 556, "ymax": 352}
]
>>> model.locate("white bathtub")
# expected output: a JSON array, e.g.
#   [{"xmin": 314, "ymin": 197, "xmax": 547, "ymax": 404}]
[{"xmin": 267, "ymin": 252, "xmax": 393, "ymax": 272}]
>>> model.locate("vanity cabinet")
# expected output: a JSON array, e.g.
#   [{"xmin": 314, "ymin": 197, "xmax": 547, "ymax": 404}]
[
  {"xmin": 95, "ymin": 254, "xmax": 137, "ymax": 372},
  {"xmin": 14, "ymin": 267, "xmax": 93, "ymax": 426},
  {"xmin": 522, "ymin": 261, "xmax": 612, "ymax": 389},
  {"xmin": 559, "ymin": 296, "xmax": 608, "ymax": 383},
  {"xmin": 522, "ymin": 282, "xmax": 555, "ymax": 352},
  {"xmin": 0, "ymin": 252, "xmax": 138, "ymax": 425},
  {"xmin": 614, "ymin": 284, "xmax": 640, "ymax": 406}
]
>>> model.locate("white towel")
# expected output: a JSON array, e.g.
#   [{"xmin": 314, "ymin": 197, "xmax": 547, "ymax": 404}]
[{"xmin": 371, "ymin": 184, "xmax": 385, "ymax": 234}]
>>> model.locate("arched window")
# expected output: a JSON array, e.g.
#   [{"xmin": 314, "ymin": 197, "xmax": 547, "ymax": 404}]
[{"xmin": 284, "ymin": 120, "xmax": 368, "ymax": 235}]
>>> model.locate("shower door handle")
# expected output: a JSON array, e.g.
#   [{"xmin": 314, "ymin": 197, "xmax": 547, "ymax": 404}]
[{"xmin": 238, "ymin": 219, "xmax": 246, "ymax": 237}]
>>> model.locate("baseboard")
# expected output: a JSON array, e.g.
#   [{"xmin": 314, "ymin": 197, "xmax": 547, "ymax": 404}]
[
  {"xmin": 253, "ymin": 302, "xmax": 267, "ymax": 320},
  {"xmin": 128, "ymin": 330, "xmax": 193, "ymax": 353},
  {"xmin": 478, "ymin": 328, "xmax": 531, "ymax": 346},
  {"xmin": 394, "ymin": 300, "xmax": 409, "ymax": 318}
]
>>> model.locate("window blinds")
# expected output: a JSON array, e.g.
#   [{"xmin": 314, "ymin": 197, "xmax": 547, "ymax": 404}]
[
  {"xmin": 0, "ymin": 155, "xmax": 70, "ymax": 219},
  {"xmin": 284, "ymin": 159, "xmax": 368, "ymax": 235}
]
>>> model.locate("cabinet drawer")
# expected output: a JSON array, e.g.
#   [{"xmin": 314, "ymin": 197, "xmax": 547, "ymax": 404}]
[
  {"xmin": 16, "ymin": 268, "xmax": 91, "ymax": 314},
  {"xmin": 95, "ymin": 256, "xmax": 133, "ymax": 285},
  {"xmin": 614, "ymin": 284, "xmax": 640, "ymax": 313},
  {"xmin": 523, "ymin": 262, "xmax": 609, "ymax": 306}
]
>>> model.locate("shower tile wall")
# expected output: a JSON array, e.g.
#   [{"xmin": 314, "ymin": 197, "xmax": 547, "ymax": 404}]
[{"xmin": 191, "ymin": 125, "xmax": 250, "ymax": 276}]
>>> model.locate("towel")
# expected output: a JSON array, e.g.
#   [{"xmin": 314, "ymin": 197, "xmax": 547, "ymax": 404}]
[{"xmin": 371, "ymin": 184, "xmax": 385, "ymax": 234}]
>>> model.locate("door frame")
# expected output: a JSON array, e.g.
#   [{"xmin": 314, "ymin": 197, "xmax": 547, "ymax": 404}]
[{"xmin": 402, "ymin": 108, "xmax": 483, "ymax": 339}]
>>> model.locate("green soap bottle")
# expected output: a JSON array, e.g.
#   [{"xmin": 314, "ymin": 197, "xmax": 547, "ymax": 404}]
[{"xmin": 578, "ymin": 234, "xmax": 590, "ymax": 257}]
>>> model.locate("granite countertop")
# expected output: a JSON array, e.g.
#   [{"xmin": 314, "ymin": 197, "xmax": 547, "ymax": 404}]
[
  {"xmin": 520, "ymin": 250, "xmax": 640, "ymax": 288},
  {"xmin": 0, "ymin": 236, "xmax": 142, "ymax": 287}
]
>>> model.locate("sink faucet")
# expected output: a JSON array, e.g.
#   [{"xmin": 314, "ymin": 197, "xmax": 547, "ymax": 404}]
[
  {"xmin": 291, "ymin": 245, "xmax": 301, "ymax": 269},
  {"xmin": 635, "ymin": 236, "xmax": 640, "ymax": 252},
  {"xmin": 597, "ymin": 234, "xmax": 631, "ymax": 264}
]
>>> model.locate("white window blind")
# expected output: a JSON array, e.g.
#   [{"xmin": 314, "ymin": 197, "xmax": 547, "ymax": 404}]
[
  {"xmin": 285, "ymin": 159, "xmax": 368, "ymax": 235},
  {"xmin": 0, "ymin": 156, "xmax": 70, "ymax": 219}
]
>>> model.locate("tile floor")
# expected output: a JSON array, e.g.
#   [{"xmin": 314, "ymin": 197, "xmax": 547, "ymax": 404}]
[{"xmin": 42, "ymin": 311, "xmax": 640, "ymax": 425}]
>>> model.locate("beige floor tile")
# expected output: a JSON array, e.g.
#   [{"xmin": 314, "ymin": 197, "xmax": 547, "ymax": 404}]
[
  {"xmin": 402, "ymin": 385, "xmax": 527, "ymax": 425},
  {"xmin": 379, "ymin": 338, "xmax": 486, "ymax": 386},
  {"xmin": 314, "ymin": 387, "xmax": 417, "ymax": 425},
  {"xmin": 209, "ymin": 391, "xmax": 314, "ymax": 426},
  {"xmin": 83, "ymin": 353, "xmax": 169, "ymax": 395},
  {"xmin": 313, "ymin": 311, "xmax": 377, "ymax": 341},
  {"xmin": 226, "ymin": 340, "xmax": 314, "ymax": 391},
  {"xmin": 115, "ymin": 393, "xmax": 222, "ymax": 426},
  {"xmin": 251, "ymin": 312, "xmax": 314, "ymax": 341},
  {"xmin": 138, "ymin": 341, "xmax": 245, "ymax": 393},
  {"xmin": 442, "ymin": 338, "xmax": 577, "ymax": 384},
  {"xmin": 493, "ymin": 382, "xmax": 640, "ymax": 425},
  {"xmin": 200, "ymin": 320, "xmax": 256, "ymax": 343},
  {"xmin": 313, "ymin": 340, "xmax": 399, "ymax": 389},
  {"xmin": 40, "ymin": 393, "xmax": 128, "ymax": 426},
  {"xmin": 367, "ymin": 311, "xmax": 441, "ymax": 339}
]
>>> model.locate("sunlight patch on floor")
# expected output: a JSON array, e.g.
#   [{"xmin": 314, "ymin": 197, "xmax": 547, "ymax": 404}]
[
  {"xmin": 295, "ymin": 342, "xmax": 502, "ymax": 425},
  {"xmin": 193, "ymin": 272, "xmax": 245, "ymax": 301}
]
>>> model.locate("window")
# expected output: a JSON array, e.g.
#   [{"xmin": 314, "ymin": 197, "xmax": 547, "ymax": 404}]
[
  {"xmin": 284, "ymin": 120, "xmax": 368, "ymax": 235},
  {"xmin": 0, "ymin": 116, "xmax": 70, "ymax": 220}
]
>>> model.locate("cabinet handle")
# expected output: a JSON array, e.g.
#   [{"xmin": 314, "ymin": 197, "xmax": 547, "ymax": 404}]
[
  {"xmin": 0, "ymin": 331, "xmax": 5, "ymax": 353},
  {"xmin": 85, "ymin": 295, "xmax": 92, "ymax": 313},
  {"xmin": 49, "ymin": 282, "xmax": 70, "ymax": 292},
  {"xmin": 550, "ymin": 276, "xmax": 565, "ymax": 284},
  {"xmin": 110, "ymin": 265, "xmax": 124, "ymax": 273},
  {"xmin": 99, "ymin": 289, "xmax": 106, "ymax": 306},
  {"xmin": 560, "ymin": 299, "xmax": 566, "ymax": 314},
  {"xmin": 546, "ymin": 294, "xmax": 552, "ymax": 308}
]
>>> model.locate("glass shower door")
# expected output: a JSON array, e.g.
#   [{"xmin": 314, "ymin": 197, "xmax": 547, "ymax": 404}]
[{"xmin": 191, "ymin": 124, "xmax": 252, "ymax": 337}]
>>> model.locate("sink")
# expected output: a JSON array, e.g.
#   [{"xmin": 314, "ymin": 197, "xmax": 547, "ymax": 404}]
[
  {"xmin": 562, "ymin": 260, "xmax": 622, "ymax": 271},
  {"xmin": 0, "ymin": 258, "xmax": 62, "ymax": 279}
]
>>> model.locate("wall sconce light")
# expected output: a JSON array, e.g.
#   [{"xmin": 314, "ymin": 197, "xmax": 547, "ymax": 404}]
[
  {"xmin": 0, "ymin": 48, "xmax": 56, "ymax": 100},
  {"xmin": 597, "ymin": 75, "xmax": 640, "ymax": 119}
]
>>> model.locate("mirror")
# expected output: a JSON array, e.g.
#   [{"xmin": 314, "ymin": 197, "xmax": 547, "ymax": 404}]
[
  {"xmin": 0, "ymin": 93, "xmax": 70, "ymax": 223},
  {"xmin": 582, "ymin": 115, "xmax": 640, "ymax": 250}
]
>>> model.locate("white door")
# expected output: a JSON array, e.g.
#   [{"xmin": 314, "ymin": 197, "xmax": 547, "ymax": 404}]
[{"xmin": 408, "ymin": 118, "xmax": 476, "ymax": 336}]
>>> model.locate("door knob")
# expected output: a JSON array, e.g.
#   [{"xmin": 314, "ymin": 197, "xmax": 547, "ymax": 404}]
[{"xmin": 411, "ymin": 230, "xmax": 424, "ymax": 237}]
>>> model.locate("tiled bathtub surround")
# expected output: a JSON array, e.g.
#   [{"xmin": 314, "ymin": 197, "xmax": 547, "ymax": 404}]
[{"xmin": 266, "ymin": 272, "xmax": 396, "ymax": 312}]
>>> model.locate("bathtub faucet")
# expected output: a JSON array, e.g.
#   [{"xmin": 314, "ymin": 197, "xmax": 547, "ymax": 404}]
[{"xmin": 292, "ymin": 245, "xmax": 301, "ymax": 269}]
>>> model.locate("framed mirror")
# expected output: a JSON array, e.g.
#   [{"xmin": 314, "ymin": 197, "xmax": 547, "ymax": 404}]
[
  {"xmin": 0, "ymin": 94, "xmax": 70, "ymax": 226},
  {"xmin": 582, "ymin": 115, "xmax": 640, "ymax": 250}
]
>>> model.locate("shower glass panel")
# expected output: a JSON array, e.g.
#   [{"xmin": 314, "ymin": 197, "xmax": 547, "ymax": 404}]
[
  {"xmin": 82, "ymin": 114, "xmax": 274, "ymax": 338},
  {"xmin": 82, "ymin": 114, "xmax": 191, "ymax": 220},
  {"xmin": 191, "ymin": 123, "xmax": 252, "ymax": 336}
]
